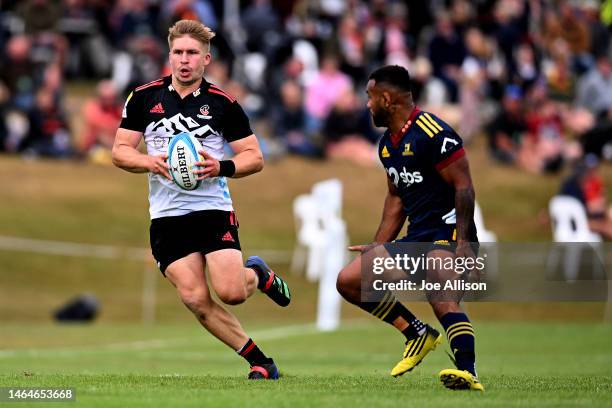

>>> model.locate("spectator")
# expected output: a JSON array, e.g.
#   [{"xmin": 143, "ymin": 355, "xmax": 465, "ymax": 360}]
[
  {"xmin": 485, "ymin": 84, "xmax": 526, "ymax": 165},
  {"xmin": 270, "ymin": 80, "xmax": 321, "ymax": 157},
  {"xmin": 80, "ymin": 80, "xmax": 122, "ymax": 161},
  {"xmin": 336, "ymin": 14, "xmax": 366, "ymax": 84},
  {"xmin": 576, "ymin": 55, "xmax": 612, "ymax": 119},
  {"xmin": 1, "ymin": 35, "xmax": 39, "ymax": 111},
  {"xmin": 323, "ymin": 86, "xmax": 379, "ymax": 166},
  {"xmin": 304, "ymin": 55, "xmax": 351, "ymax": 134},
  {"xmin": 428, "ymin": 12, "xmax": 466, "ymax": 102},
  {"xmin": 241, "ymin": 0, "xmax": 281, "ymax": 55},
  {"xmin": 22, "ymin": 87, "xmax": 72, "ymax": 158},
  {"xmin": 543, "ymin": 38, "xmax": 576, "ymax": 103},
  {"xmin": 522, "ymin": 82, "xmax": 566, "ymax": 173},
  {"xmin": 560, "ymin": 154, "xmax": 612, "ymax": 239}
]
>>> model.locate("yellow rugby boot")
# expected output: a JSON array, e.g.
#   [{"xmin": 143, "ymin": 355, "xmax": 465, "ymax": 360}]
[
  {"xmin": 390, "ymin": 325, "xmax": 442, "ymax": 377},
  {"xmin": 439, "ymin": 368, "xmax": 484, "ymax": 391}
]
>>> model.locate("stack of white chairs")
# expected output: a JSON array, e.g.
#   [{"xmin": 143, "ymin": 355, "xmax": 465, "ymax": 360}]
[
  {"xmin": 474, "ymin": 202, "xmax": 498, "ymax": 279},
  {"xmin": 291, "ymin": 179, "xmax": 348, "ymax": 331},
  {"xmin": 547, "ymin": 195, "xmax": 603, "ymax": 281}
]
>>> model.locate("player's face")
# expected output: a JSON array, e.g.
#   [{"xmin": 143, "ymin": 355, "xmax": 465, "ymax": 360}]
[
  {"xmin": 169, "ymin": 35, "xmax": 211, "ymax": 86},
  {"xmin": 366, "ymin": 80, "xmax": 389, "ymax": 127}
]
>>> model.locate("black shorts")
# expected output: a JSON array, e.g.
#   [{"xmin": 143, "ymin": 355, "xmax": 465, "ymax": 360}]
[{"xmin": 150, "ymin": 210, "xmax": 241, "ymax": 275}]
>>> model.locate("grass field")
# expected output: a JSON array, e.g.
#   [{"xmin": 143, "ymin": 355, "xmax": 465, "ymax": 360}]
[
  {"xmin": 1, "ymin": 143, "xmax": 612, "ymax": 406},
  {"xmin": 1, "ymin": 321, "xmax": 611, "ymax": 407}
]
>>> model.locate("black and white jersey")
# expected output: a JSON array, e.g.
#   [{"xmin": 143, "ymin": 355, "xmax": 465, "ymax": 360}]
[{"xmin": 119, "ymin": 75, "xmax": 253, "ymax": 219}]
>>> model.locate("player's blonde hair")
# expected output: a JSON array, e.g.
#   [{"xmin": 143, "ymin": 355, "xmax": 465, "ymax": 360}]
[{"xmin": 167, "ymin": 20, "xmax": 215, "ymax": 52}]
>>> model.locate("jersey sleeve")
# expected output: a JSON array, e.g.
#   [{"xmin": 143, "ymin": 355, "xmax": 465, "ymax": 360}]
[
  {"xmin": 415, "ymin": 112, "xmax": 465, "ymax": 171},
  {"xmin": 119, "ymin": 90, "xmax": 146, "ymax": 132},
  {"xmin": 428, "ymin": 129, "xmax": 465, "ymax": 171},
  {"xmin": 221, "ymin": 101, "xmax": 253, "ymax": 142}
]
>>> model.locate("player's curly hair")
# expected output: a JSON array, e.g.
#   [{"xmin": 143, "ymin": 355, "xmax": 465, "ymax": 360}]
[
  {"xmin": 369, "ymin": 65, "xmax": 412, "ymax": 93},
  {"xmin": 168, "ymin": 20, "xmax": 216, "ymax": 52}
]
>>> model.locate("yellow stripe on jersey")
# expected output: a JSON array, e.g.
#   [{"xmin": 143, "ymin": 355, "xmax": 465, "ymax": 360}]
[
  {"xmin": 419, "ymin": 115, "xmax": 441, "ymax": 135},
  {"xmin": 423, "ymin": 113, "xmax": 444, "ymax": 131},
  {"xmin": 416, "ymin": 119, "xmax": 435, "ymax": 137}
]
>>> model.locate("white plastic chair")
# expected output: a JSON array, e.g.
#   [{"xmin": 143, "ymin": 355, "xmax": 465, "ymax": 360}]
[
  {"xmin": 547, "ymin": 195, "xmax": 603, "ymax": 280},
  {"xmin": 474, "ymin": 202, "xmax": 497, "ymax": 243},
  {"xmin": 290, "ymin": 179, "xmax": 348, "ymax": 331},
  {"xmin": 473, "ymin": 202, "xmax": 498, "ymax": 280},
  {"xmin": 311, "ymin": 179, "xmax": 343, "ymax": 219},
  {"xmin": 290, "ymin": 194, "xmax": 326, "ymax": 279}
]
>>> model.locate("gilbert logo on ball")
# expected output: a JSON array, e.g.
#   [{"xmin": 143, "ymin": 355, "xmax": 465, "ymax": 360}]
[{"xmin": 167, "ymin": 132, "xmax": 204, "ymax": 190}]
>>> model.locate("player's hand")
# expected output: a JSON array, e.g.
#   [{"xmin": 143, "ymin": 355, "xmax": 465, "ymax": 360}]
[
  {"xmin": 455, "ymin": 241, "xmax": 483, "ymax": 281},
  {"xmin": 148, "ymin": 154, "xmax": 171, "ymax": 180},
  {"xmin": 194, "ymin": 149, "xmax": 220, "ymax": 179},
  {"xmin": 348, "ymin": 242, "xmax": 381, "ymax": 253}
]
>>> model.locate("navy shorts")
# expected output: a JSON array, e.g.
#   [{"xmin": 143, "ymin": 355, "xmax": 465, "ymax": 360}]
[
  {"xmin": 392, "ymin": 223, "xmax": 479, "ymax": 253},
  {"xmin": 150, "ymin": 210, "xmax": 241, "ymax": 275}
]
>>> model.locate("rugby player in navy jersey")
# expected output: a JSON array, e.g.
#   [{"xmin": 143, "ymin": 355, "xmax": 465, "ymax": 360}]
[
  {"xmin": 112, "ymin": 20, "xmax": 290, "ymax": 380},
  {"xmin": 336, "ymin": 65, "xmax": 484, "ymax": 391}
]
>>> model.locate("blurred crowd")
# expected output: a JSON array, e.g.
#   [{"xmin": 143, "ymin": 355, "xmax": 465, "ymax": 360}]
[{"xmin": 0, "ymin": 0, "xmax": 611, "ymax": 172}]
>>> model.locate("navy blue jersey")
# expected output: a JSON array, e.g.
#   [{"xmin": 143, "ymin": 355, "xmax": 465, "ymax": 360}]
[{"xmin": 378, "ymin": 108, "xmax": 477, "ymax": 241}]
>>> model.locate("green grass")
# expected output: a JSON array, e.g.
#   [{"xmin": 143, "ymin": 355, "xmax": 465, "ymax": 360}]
[
  {"xmin": 1, "ymin": 321, "xmax": 611, "ymax": 407},
  {"xmin": 1, "ymin": 139, "xmax": 612, "ymax": 405}
]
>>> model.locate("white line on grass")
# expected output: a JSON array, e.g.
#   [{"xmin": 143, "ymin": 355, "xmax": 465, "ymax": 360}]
[
  {"xmin": 0, "ymin": 323, "xmax": 325, "ymax": 359},
  {"xmin": 0, "ymin": 235, "xmax": 291, "ymax": 263}
]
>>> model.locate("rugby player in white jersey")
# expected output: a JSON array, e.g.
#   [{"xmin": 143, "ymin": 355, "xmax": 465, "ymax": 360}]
[{"xmin": 112, "ymin": 19, "xmax": 290, "ymax": 380}]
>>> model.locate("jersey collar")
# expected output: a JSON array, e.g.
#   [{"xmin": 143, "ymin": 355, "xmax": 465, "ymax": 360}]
[
  {"xmin": 165, "ymin": 75, "xmax": 208, "ymax": 98},
  {"xmin": 390, "ymin": 106, "xmax": 420, "ymax": 148}
]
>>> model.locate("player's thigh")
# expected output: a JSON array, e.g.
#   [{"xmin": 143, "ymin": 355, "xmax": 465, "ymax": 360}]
[
  {"xmin": 165, "ymin": 252, "xmax": 213, "ymax": 304},
  {"xmin": 205, "ymin": 248, "xmax": 248, "ymax": 299}
]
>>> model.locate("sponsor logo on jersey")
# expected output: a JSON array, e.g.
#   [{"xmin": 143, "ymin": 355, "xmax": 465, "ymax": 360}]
[
  {"xmin": 387, "ymin": 167, "xmax": 423, "ymax": 187},
  {"xmin": 434, "ymin": 240, "xmax": 451, "ymax": 245},
  {"xmin": 147, "ymin": 113, "xmax": 220, "ymax": 138},
  {"xmin": 402, "ymin": 143, "xmax": 414, "ymax": 156},
  {"xmin": 198, "ymin": 105, "xmax": 212, "ymax": 119},
  {"xmin": 193, "ymin": 88, "xmax": 201, "ymax": 97},
  {"xmin": 381, "ymin": 145, "xmax": 390, "ymax": 158}
]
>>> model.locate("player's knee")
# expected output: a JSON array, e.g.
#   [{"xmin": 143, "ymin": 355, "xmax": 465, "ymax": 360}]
[
  {"xmin": 336, "ymin": 268, "xmax": 356, "ymax": 299},
  {"xmin": 179, "ymin": 291, "xmax": 210, "ymax": 320},
  {"xmin": 217, "ymin": 287, "xmax": 248, "ymax": 305}
]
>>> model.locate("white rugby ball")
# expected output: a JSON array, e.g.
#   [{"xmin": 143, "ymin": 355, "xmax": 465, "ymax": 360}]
[{"xmin": 167, "ymin": 132, "xmax": 204, "ymax": 190}]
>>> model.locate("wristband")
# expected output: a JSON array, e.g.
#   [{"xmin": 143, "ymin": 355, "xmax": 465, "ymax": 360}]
[{"xmin": 218, "ymin": 160, "xmax": 236, "ymax": 177}]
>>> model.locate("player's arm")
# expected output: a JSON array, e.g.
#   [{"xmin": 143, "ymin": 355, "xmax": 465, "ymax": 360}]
[
  {"xmin": 111, "ymin": 128, "xmax": 171, "ymax": 180},
  {"xmin": 374, "ymin": 177, "xmax": 407, "ymax": 242},
  {"xmin": 438, "ymin": 155, "xmax": 475, "ymax": 257},
  {"xmin": 349, "ymin": 177, "xmax": 406, "ymax": 252},
  {"xmin": 195, "ymin": 134, "xmax": 263, "ymax": 179}
]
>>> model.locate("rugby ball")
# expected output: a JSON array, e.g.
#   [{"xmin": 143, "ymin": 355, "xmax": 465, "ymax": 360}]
[{"xmin": 167, "ymin": 132, "xmax": 204, "ymax": 190}]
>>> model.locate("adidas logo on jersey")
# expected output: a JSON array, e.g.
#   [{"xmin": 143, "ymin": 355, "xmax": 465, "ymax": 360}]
[
  {"xmin": 150, "ymin": 103, "xmax": 165, "ymax": 113},
  {"xmin": 221, "ymin": 231, "xmax": 235, "ymax": 242}
]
